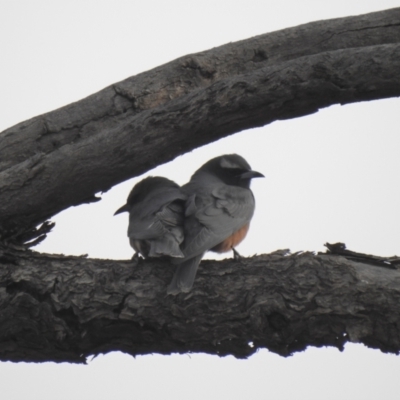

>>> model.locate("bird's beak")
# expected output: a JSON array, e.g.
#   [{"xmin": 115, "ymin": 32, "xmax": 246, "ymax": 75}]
[
  {"xmin": 240, "ymin": 170, "xmax": 264, "ymax": 180},
  {"xmin": 114, "ymin": 204, "xmax": 129, "ymax": 216}
]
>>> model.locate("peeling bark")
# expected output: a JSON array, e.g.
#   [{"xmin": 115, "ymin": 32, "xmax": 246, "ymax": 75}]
[
  {"xmin": 0, "ymin": 247, "xmax": 399, "ymax": 363},
  {"xmin": 1, "ymin": 8, "xmax": 400, "ymax": 239}
]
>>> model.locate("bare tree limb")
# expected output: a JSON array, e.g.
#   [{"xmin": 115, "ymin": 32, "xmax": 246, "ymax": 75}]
[
  {"xmin": 1, "ymin": 8, "xmax": 400, "ymax": 239},
  {"xmin": 0, "ymin": 246, "xmax": 399, "ymax": 363}
]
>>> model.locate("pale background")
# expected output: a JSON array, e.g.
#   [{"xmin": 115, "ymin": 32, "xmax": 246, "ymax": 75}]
[{"xmin": 1, "ymin": 1, "xmax": 400, "ymax": 399}]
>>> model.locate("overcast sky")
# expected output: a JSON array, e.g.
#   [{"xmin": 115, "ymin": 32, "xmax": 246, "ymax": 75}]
[{"xmin": 1, "ymin": 1, "xmax": 400, "ymax": 399}]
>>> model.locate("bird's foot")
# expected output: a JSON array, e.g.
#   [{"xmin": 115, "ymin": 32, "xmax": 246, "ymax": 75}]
[
  {"xmin": 232, "ymin": 247, "xmax": 241, "ymax": 260},
  {"xmin": 131, "ymin": 252, "xmax": 142, "ymax": 266}
]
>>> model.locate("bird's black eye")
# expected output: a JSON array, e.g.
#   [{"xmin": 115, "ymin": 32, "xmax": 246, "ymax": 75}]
[{"xmin": 232, "ymin": 168, "xmax": 247, "ymax": 177}]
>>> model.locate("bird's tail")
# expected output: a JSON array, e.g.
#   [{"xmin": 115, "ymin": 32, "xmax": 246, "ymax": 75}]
[{"xmin": 167, "ymin": 254, "xmax": 204, "ymax": 295}]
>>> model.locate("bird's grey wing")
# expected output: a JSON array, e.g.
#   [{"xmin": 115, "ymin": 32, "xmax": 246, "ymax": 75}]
[
  {"xmin": 146, "ymin": 199, "xmax": 185, "ymax": 258},
  {"xmin": 211, "ymin": 186, "xmax": 255, "ymax": 219},
  {"xmin": 128, "ymin": 209, "xmax": 164, "ymax": 240},
  {"xmin": 177, "ymin": 185, "xmax": 255, "ymax": 261},
  {"xmin": 128, "ymin": 188, "xmax": 185, "ymax": 240},
  {"xmin": 128, "ymin": 190, "xmax": 185, "ymax": 258},
  {"xmin": 136, "ymin": 187, "xmax": 185, "ymax": 220},
  {"xmin": 156, "ymin": 201, "xmax": 184, "ymax": 230}
]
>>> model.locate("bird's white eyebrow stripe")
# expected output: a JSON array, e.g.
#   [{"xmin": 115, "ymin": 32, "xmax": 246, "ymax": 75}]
[{"xmin": 220, "ymin": 157, "xmax": 240, "ymax": 169}]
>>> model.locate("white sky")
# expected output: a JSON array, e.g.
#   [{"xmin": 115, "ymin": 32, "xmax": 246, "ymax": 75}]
[{"xmin": 1, "ymin": 1, "xmax": 400, "ymax": 399}]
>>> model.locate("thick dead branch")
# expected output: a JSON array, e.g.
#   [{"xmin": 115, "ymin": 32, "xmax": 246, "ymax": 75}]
[
  {"xmin": 0, "ymin": 247, "xmax": 400, "ymax": 363},
  {"xmin": 1, "ymin": 8, "xmax": 400, "ymax": 240}
]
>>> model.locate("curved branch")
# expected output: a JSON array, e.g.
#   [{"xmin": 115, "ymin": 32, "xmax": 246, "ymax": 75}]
[
  {"xmin": 1, "ymin": 8, "xmax": 400, "ymax": 238},
  {"xmin": 0, "ymin": 247, "xmax": 399, "ymax": 363}
]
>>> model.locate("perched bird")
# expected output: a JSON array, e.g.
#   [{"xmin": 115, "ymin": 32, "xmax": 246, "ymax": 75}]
[
  {"xmin": 114, "ymin": 176, "xmax": 186, "ymax": 259},
  {"xmin": 167, "ymin": 154, "xmax": 264, "ymax": 294}
]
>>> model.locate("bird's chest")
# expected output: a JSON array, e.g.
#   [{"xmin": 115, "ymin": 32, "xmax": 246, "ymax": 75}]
[{"xmin": 210, "ymin": 223, "xmax": 250, "ymax": 253}]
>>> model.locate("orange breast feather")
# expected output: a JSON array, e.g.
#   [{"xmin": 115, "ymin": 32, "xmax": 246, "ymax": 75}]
[{"xmin": 211, "ymin": 223, "xmax": 250, "ymax": 253}]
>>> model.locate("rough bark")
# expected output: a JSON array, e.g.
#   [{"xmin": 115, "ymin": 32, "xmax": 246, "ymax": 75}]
[
  {"xmin": 1, "ymin": 8, "xmax": 400, "ymax": 240},
  {"xmin": 0, "ymin": 246, "xmax": 399, "ymax": 363}
]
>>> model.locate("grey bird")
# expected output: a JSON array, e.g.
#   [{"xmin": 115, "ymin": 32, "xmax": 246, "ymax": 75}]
[
  {"xmin": 167, "ymin": 154, "xmax": 264, "ymax": 294},
  {"xmin": 114, "ymin": 176, "xmax": 186, "ymax": 259}
]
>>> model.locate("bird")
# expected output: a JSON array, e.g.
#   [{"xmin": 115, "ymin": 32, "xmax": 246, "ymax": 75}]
[
  {"xmin": 167, "ymin": 154, "xmax": 264, "ymax": 294},
  {"xmin": 114, "ymin": 176, "xmax": 186, "ymax": 259}
]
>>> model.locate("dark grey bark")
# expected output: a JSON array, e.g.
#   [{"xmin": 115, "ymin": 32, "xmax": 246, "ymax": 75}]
[
  {"xmin": 1, "ymin": 8, "xmax": 400, "ymax": 240},
  {"xmin": 0, "ymin": 8, "xmax": 400, "ymax": 363},
  {"xmin": 0, "ymin": 246, "xmax": 399, "ymax": 363}
]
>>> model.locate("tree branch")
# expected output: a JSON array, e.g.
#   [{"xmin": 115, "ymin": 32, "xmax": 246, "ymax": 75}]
[
  {"xmin": 1, "ymin": 8, "xmax": 400, "ymax": 239},
  {"xmin": 0, "ymin": 246, "xmax": 399, "ymax": 363}
]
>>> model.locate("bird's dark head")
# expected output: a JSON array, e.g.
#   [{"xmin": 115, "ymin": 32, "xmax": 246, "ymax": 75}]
[
  {"xmin": 114, "ymin": 176, "xmax": 180, "ymax": 215},
  {"xmin": 197, "ymin": 154, "xmax": 264, "ymax": 188}
]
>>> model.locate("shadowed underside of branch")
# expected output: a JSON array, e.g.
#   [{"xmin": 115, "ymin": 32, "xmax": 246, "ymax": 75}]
[
  {"xmin": 0, "ymin": 8, "xmax": 400, "ymax": 241},
  {"xmin": 0, "ymin": 246, "xmax": 399, "ymax": 363}
]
